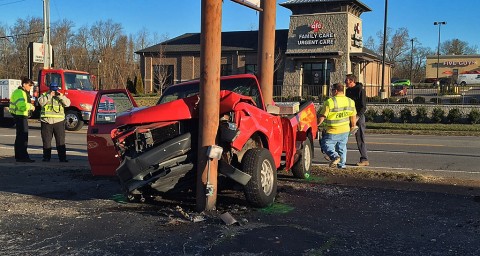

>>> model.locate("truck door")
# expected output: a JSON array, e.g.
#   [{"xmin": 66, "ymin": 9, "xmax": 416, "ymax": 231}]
[{"xmin": 87, "ymin": 89, "xmax": 137, "ymax": 176}]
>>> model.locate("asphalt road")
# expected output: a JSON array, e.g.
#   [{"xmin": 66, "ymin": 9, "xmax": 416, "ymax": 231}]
[
  {"xmin": 1, "ymin": 121, "xmax": 480, "ymax": 255},
  {"xmin": 1, "ymin": 121, "xmax": 479, "ymax": 181}
]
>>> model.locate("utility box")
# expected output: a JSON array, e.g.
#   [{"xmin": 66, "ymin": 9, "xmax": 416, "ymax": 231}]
[{"xmin": 0, "ymin": 79, "xmax": 21, "ymax": 99}]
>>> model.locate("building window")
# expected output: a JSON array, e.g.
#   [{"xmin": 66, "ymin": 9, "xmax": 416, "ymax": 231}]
[
  {"xmin": 302, "ymin": 62, "xmax": 332, "ymax": 86},
  {"xmin": 153, "ymin": 64, "xmax": 174, "ymax": 93},
  {"xmin": 221, "ymin": 64, "xmax": 232, "ymax": 76},
  {"xmin": 245, "ymin": 64, "xmax": 257, "ymax": 74}
]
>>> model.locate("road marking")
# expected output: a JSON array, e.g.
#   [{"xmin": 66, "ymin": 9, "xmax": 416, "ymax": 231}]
[
  {"xmin": 313, "ymin": 163, "xmax": 480, "ymax": 175},
  {"xmin": 366, "ymin": 165, "xmax": 480, "ymax": 175},
  {"xmin": 365, "ymin": 142, "xmax": 444, "ymax": 147}
]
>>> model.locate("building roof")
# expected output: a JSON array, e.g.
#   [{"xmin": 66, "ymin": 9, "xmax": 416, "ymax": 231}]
[
  {"xmin": 136, "ymin": 30, "xmax": 289, "ymax": 55},
  {"xmin": 280, "ymin": 0, "xmax": 371, "ymax": 14},
  {"xmin": 136, "ymin": 29, "xmax": 383, "ymax": 63}
]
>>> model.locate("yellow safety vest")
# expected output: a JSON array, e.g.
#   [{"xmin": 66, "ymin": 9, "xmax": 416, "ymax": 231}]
[
  {"xmin": 324, "ymin": 95, "xmax": 356, "ymax": 128},
  {"xmin": 9, "ymin": 88, "xmax": 33, "ymax": 117},
  {"xmin": 40, "ymin": 92, "xmax": 65, "ymax": 118}
]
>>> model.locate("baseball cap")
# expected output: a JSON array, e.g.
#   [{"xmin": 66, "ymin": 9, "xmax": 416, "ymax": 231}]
[{"xmin": 50, "ymin": 82, "xmax": 59, "ymax": 91}]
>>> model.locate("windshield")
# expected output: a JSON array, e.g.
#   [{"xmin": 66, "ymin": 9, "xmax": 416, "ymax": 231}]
[
  {"xmin": 157, "ymin": 77, "xmax": 263, "ymax": 109},
  {"xmin": 65, "ymin": 72, "xmax": 94, "ymax": 91}
]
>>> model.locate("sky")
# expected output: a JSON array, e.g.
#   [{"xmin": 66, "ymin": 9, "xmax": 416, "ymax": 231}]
[{"xmin": 1, "ymin": 0, "xmax": 478, "ymax": 52}]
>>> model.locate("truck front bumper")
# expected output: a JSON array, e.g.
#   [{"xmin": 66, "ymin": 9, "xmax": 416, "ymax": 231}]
[
  {"xmin": 116, "ymin": 133, "xmax": 193, "ymax": 193},
  {"xmin": 82, "ymin": 111, "xmax": 91, "ymax": 121}
]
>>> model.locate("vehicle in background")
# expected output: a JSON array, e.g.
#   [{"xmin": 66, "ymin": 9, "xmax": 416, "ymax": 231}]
[
  {"xmin": 0, "ymin": 79, "xmax": 23, "ymax": 127},
  {"xmin": 37, "ymin": 68, "xmax": 97, "ymax": 131},
  {"xmin": 438, "ymin": 77, "xmax": 456, "ymax": 86},
  {"xmin": 392, "ymin": 79, "xmax": 411, "ymax": 86},
  {"xmin": 457, "ymin": 74, "xmax": 480, "ymax": 86},
  {"xmin": 391, "ymin": 85, "xmax": 407, "ymax": 96},
  {"xmin": 87, "ymin": 74, "xmax": 318, "ymax": 207}
]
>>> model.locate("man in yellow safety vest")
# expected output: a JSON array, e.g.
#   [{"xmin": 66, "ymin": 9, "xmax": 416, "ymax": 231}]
[
  {"xmin": 38, "ymin": 82, "xmax": 71, "ymax": 162},
  {"xmin": 318, "ymin": 83, "xmax": 357, "ymax": 168},
  {"xmin": 9, "ymin": 77, "xmax": 36, "ymax": 162}
]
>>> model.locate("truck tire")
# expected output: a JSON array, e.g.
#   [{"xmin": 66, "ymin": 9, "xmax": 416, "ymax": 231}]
[
  {"xmin": 291, "ymin": 137, "xmax": 313, "ymax": 179},
  {"xmin": 242, "ymin": 148, "xmax": 277, "ymax": 208},
  {"xmin": 65, "ymin": 110, "xmax": 84, "ymax": 131}
]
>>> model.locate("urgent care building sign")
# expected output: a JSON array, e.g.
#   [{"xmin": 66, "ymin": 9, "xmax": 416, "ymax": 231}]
[{"xmin": 297, "ymin": 20, "xmax": 336, "ymax": 46}]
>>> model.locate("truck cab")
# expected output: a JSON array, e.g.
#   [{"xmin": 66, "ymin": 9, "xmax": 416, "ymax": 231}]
[{"xmin": 37, "ymin": 68, "xmax": 97, "ymax": 131}]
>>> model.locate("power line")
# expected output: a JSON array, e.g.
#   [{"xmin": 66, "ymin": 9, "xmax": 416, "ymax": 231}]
[
  {"xmin": 0, "ymin": 0, "xmax": 25, "ymax": 7},
  {"xmin": 0, "ymin": 31, "xmax": 43, "ymax": 40}
]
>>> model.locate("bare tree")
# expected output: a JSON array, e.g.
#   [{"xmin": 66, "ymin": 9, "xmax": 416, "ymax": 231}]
[
  {"xmin": 51, "ymin": 19, "xmax": 75, "ymax": 69},
  {"xmin": 152, "ymin": 43, "xmax": 173, "ymax": 95},
  {"xmin": 363, "ymin": 36, "xmax": 377, "ymax": 52},
  {"xmin": 8, "ymin": 17, "xmax": 43, "ymax": 78},
  {"xmin": 90, "ymin": 19, "xmax": 124, "ymax": 89},
  {"xmin": 441, "ymin": 39, "xmax": 478, "ymax": 55}
]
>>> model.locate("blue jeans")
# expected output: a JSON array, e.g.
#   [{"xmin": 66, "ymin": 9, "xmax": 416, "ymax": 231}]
[{"xmin": 320, "ymin": 132, "xmax": 349, "ymax": 168}]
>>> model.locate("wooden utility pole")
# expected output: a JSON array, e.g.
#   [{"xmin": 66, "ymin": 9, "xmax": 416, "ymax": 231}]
[
  {"xmin": 196, "ymin": 0, "xmax": 222, "ymax": 212},
  {"xmin": 257, "ymin": 0, "xmax": 276, "ymax": 106}
]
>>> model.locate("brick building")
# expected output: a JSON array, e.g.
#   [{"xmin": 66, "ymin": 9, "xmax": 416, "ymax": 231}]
[
  {"xmin": 136, "ymin": 0, "xmax": 392, "ymax": 98},
  {"xmin": 426, "ymin": 54, "xmax": 480, "ymax": 80}
]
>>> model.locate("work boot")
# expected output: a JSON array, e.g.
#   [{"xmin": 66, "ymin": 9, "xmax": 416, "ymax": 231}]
[
  {"xmin": 329, "ymin": 157, "xmax": 341, "ymax": 168},
  {"xmin": 58, "ymin": 145, "xmax": 68, "ymax": 162},
  {"xmin": 42, "ymin": 148, "xmax": 51, "ymax": 162},
  {"xmin": 356, "ymin": 160, "xmax": 370, "ymax": 166}
]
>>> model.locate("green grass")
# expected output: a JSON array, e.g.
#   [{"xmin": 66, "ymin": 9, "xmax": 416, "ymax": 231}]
[{"xmin": 366, "ymin": 122, "xmax": 480, "ymax": 136}]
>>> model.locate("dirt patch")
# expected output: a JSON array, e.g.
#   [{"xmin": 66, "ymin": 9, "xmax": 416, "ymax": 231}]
[{"xmin": 1, "ymin": 164, "xmax": 480, "ymax": 255}]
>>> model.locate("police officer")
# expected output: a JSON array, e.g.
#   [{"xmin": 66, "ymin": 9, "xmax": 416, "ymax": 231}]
[
  {"xmin": 318, "ymin": 83, "xmax": 357, "ymax": 169},
  {"xmin": 38, "ymin": 82, "xmax": 71, "ymax": 162},
  {"xmin": 9, "ymin": 77, "xmax": 36, "ymax": 162}
]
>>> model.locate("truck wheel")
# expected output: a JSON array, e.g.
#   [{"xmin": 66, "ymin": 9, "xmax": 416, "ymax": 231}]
[
  {"xmin": 291, "ymin": 138, "xmax": 313, "ymax": 179},
  {"xmin": 65, "ymin": 110, "xmax": 84, "ymax": 131},
  {"xmin": 242, "ymin": 148, "xmax": 277, "ymax": 208}
]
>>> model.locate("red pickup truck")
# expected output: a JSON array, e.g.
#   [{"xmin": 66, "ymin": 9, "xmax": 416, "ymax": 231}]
[{"xmin": 87, "ymin": 74, "xmax": 318, "ymax": 207}]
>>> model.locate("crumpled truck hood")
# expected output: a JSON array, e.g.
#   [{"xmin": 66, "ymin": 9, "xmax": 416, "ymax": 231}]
[{"xmin": 114, "ymin": 90, "xmax": 256, "ymax": 126}]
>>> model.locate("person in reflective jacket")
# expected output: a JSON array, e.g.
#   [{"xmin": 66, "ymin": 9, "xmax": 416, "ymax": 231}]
[
  {"xmin": 38, "ymin": 82, "xmax": 71, "ymax": 162},
  {"xmin": 9, "ymin": 77, "xmax": 36, "ymax": 162},
  {"xmin": 317, "ymin": 83, "xmax": 357, "ymax": 169}
]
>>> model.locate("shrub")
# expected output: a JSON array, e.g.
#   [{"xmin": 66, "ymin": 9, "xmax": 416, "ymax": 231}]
[
  {"xmin": 449, "ymin": 97, "xmax": 462, "ymax": 104},
  {"xmin": 368, "ymin": 96, "xmax": 381, "ymax": 103},
  {"xmin": 431, "ymin": 108, "xmax": 445, "ymax": 123},
  {"xmin": 413, "ymin": 96, "xmax": 426, "ymax": 104},
  {"xmin": 364, "ymin": 109, "xmax": 378, "ymax": 122},
  {"xmin": 304, "ymin": 95, "xmax": 316, "ymax": 102},
  {"xmin": 468, "ymin": 109, "xmax": 480, "ymax": 124},
  {"xmin": 397, "ymin": 97, "xmax": 410, "ymax": 103},
  {"xmin": 290, "ymin": 96, "xmax": 302, "ymax": 102},
  {"xmin": 381, "ymin": 108, "xmax": 395, "ymax": 122},
  {"xmin": 430, "ymin": 98, "xmax": 442, "ymax": 104},
  {"xmin": 415, "ymin": 107, "xmax": 428, "ymax": 123},
  {"xmin": 447, "ymin": 108, "xmax": 462, "ymax": 124},
  {"xmin": 273, "ymin": 96, "xmax": 288, "ymax": 102},
  {"xmin": 399, "ymin": 108, "xmax": 412, "ymax": 123}
]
